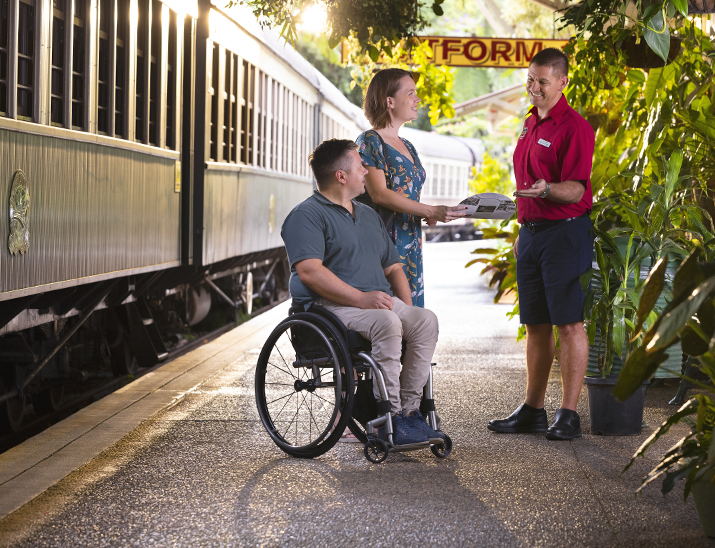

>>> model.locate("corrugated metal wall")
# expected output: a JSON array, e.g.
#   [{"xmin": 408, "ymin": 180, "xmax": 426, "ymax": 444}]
[
  {"xmin": 0, "ymin": 130, "xmax": 181, "ymax": 299},
  {"xmin": 202, "ymin": 169, "xmax": 311, "ymax": 265}
]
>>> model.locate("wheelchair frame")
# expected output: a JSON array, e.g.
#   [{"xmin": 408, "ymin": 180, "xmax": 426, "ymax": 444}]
[{"xmin": 255, "ymin": 304, "xmax": 452, "ymax": 463}]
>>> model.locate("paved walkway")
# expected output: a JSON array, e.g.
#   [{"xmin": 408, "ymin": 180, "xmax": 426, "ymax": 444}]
[{"xmin": 0, "ymin": 241, "xmax": 711, "ymax": 547}]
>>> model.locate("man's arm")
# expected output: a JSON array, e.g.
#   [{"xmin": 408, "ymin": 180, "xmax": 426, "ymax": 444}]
[
  {"xmin": 295, "ymin": 258, "xmax": 394, "ymax": 310},
  {"xmin": 384, "ymin": 263, "xmax": 412, "ymax": 305},
  {"xmin": 513, "ymin": 178, "xmax": 585, "ymax": 204}
]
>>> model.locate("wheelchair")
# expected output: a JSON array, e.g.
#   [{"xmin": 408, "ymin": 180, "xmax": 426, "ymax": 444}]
[{"xmin": 255, "ymin": 303, "xmax": 452, "ymax": 463}]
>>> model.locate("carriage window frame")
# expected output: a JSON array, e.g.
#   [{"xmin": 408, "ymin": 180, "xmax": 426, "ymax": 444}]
[
  {"xmin": 50, "ymin": 0, "xmax": 66, "ymax": 126},
  {"xmin": 17, "ymin": 0, "xmax": 37, "ymax": 121}
]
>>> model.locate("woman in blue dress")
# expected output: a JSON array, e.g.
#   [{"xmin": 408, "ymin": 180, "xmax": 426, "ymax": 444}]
[{"xmin": 357, "ymin": 68, "xmax": 466, "ymax": 308}]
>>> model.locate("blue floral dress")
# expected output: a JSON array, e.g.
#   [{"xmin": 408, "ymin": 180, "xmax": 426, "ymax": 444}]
[{"xmin": 357, "ymin": 130, "xmax": 426, "ymax": 308}]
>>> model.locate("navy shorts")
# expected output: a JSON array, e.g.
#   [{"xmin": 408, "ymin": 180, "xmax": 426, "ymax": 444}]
[{"xmin": 516, "ymin": 215, "xmax": 593, "ymax": 326}]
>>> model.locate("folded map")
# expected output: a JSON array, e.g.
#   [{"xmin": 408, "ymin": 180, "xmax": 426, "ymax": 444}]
[{"xmin": 459, "ymin": 193, "xmax": 516, "ymax": 220}]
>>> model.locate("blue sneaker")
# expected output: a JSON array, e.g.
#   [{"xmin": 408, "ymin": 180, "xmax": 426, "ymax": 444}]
[
  {"xmin": 391, "ymin": 412, "xmax": 429, "ymax": 447},
  {"xmin": 407, "ymin": 410, "xmax": 445, "ymax": 444}
]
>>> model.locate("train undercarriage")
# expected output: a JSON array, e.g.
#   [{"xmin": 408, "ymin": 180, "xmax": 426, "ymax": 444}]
[{"xmin": 0, "ymin": 250, "xmax": 290, "ymax": 436}]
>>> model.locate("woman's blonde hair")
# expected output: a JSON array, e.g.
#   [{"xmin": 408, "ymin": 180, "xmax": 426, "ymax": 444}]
[{"xmin": 363, "ymin": 68, "xmax": 414, "ymax": 129}]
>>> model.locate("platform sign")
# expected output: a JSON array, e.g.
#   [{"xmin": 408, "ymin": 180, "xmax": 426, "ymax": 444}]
[{"xmin": 341, "ymin": 37, "xmax": 570, "ymax": 68}]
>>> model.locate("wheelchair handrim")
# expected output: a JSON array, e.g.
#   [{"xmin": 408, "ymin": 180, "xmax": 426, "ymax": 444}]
[{"xmin": 255, "ymin": 318, "xmax": 347, "ymax": 453}]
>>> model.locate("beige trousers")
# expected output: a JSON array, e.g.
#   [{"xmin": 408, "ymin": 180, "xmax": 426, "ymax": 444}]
[{"xmin": 319, "ymin": 298, "xmax": 439, "ymax": 415}]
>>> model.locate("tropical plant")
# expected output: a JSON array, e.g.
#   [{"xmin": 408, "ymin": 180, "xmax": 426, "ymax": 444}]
[
  {"xmin": 560, "ymin": 0, "xmax": 691, "ymax": 64},
  {"xmin": 616, "ymin": 247, "xmax": 715, "ymax": 500},
  {"xmin": 347, "ymin": 39, "xmax": 455, "ymax": 125},
  {"xmin": 582, "ymin": 148, "xmax": 715, "ymax": 375},
  {"xmin": 229, "ymin": 0, "xmax": 445, "ymax": 52}
]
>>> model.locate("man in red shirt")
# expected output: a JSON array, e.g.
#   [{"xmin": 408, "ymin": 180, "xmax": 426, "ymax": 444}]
[{"xmin": 488, "ymin": 48, "xmax": 595, "ymax": 440}]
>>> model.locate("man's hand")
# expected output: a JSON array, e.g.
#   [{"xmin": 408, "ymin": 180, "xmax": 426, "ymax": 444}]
[
  {"xmin": 514, "ymin": 179, "xmax": 549, "ymax": 199},
  {"xmin": 359, "ymin": 291, "xmax": 394, "ymax": 310},
  {"xmin": 513, "ymin": 179, "xmax": 586, "ymax": 204},
  {"xmin": 514, "ymin": 235, "xmax": 519, "ymax": 259}
]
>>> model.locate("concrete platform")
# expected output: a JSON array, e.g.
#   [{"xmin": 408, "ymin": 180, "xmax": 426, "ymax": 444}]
[{"xmin": 0, "ymin": 241, "xmax": 713, "ymax": 547}]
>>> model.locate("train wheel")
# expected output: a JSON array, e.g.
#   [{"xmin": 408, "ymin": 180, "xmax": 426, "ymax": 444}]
[
  {"xmin": 33, "ymin": 385, "xmax": 65, "ymax": 415},
  {"xmin": 112, "ymin": 343, "xmax": 139, "ymax": 377},
  {"xmin": 0, "ymin": 377, "xmax": 25, "ymax": 433}
]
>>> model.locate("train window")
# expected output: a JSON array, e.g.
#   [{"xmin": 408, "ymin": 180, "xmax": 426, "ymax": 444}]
[
  {"xmin": 256, "ymin": 70, "xmax": 266, "ymax": 168},
  {"xmin": 50, "ymin": 0, "xmax": 66, "ymax": 125},
  {"xmin": 148, "ymin": 0, "xmax": 161, "ymax": 146},
  {"xmin": 281, "ymin": 86, "xmax": 288, "ymax": 172},
  {"xmin": 115, "ymin": 0, "xmax": 128, "ymax": 138},
  {"xmin": 270, "ymin": 80, "xmax": 277, "ymax": 170},
  {"xmin": 17, "ymin": 0, "xmax": 35, "ymax": 120},
  {"xmin": 97, "ymin": 0, "xmax": 111, "ymax": 134},
  {"xmin": 71, "ymin": 0, "xmax": 88, "ymax": 129},
  {"xmin": 230, "ymin": 52, "xmax": 238, "ymax": 162},
  {"xmin": 291, "ymin": 94, "xmax": 297, "ymax": 174},
  {"xmin": 209, "ymin": 41, "xmax": 218, "ymax": 161},
  {"xmin": 240, "ymin": 59, "xmax": 254, "ymax": 165},
  {"xmin": 166, "ymin": 7, "xmax": 177, "ymax": 149},
  {"xmin": 222, "ymin": 49, "xmax": 232, "ymax": 161},
  {"xmin": 0, "ymin": 0, "xmax": 7, "ymax": 115},
  {"xmin": 136, "ymin": 0, "xmax": 149, "ymax": 142}
]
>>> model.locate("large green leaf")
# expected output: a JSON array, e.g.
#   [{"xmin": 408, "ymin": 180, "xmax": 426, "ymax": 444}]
[
  {"xmin": 681, "ymin": 324, "xmax": 711, "ymax": 356},
  {"xmin": 686, "ymin": 208, "xmax": 714, "ymax": 240},
  {"xmin": 635, "ymin": 255, "xmax": 668, "ymax": 334},
  {"xmin": 664, "ymin": 149, "xmax": 683, "ymax": 207},
  {"xmin": 673, "ymin": 248, "xmax": 704, "ymax": 303},
  {"xmin": 645, "ymin": 64, "xmax": 676, "ymax": 108},
  {"xmin": 613, "ymin": 305, "xmax": 626, "ymax": 358},
  {"xmin": 672, "ymin": 0, "xmax": 688, "ymax": 17},
  {"xmin": 650, "ymin": 277, "xmax": 715, "ymax": 353},
  {"xmin": 614, "ymin": 341, "xmax": 670, "ymax": 400},
  {"xmin": 643, "ymin": 9, "xmax": 671, "ymax": 64}
]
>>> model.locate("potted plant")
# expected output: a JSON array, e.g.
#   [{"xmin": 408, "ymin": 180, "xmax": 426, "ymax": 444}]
[
  {"xmin": 616, "ymin": 246, "xmax": 715, "ymax": 538},
  {"xmin": 581, "ymin": 230, "xmax": 656, "ymax": 435},
  {"xmin": 582, "ymin": 149, "xmax": 698, "ymax": 434}
]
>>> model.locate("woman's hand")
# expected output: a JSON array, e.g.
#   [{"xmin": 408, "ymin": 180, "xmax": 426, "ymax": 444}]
[{"xmin": 428, "ymin": 205, "xmax": 469, "ymax": 223}]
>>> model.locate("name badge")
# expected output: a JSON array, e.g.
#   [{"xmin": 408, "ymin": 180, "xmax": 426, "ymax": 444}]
[{"xmin": 537, "ymin": 138, "xmax": 551, "ymax": 147}]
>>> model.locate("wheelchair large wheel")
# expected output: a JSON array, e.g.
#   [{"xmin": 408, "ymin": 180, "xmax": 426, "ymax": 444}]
[{"xmin": 255, "ymin": 314, "xmax": 354, "ymax": 459}]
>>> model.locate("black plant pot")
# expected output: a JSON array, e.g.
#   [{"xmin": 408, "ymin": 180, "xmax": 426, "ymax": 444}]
[
  {"xmin": 584, "ymin": 375, "xmax": 648, "ymax": 435},
  {"xmin": 620, "ymin": 36, "xmax": 682, "ymax": 69}
]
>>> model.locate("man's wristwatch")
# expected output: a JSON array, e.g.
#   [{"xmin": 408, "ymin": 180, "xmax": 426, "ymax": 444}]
[{"xmin": 539, "ymin": 183, "xmax": 551, "ymax": 199}]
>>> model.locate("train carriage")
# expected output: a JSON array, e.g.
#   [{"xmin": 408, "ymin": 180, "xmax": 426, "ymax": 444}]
[{"xmin": 0, "ymin": 0, "xmax": 367, "ymax": 432}]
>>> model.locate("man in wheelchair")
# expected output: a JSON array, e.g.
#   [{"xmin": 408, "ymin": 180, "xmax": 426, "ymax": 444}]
[{"xmin": 280, "ymin": 139, "xmax": 441, "ymax": 447}]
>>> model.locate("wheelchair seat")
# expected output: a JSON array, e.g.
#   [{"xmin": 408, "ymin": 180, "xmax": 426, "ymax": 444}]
[{"xmin": 289, "ymin": 302, "xmax": 371, "ymax": 353}]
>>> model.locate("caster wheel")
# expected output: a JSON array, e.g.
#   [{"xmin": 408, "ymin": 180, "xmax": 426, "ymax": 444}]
[
  {"xmin": 431, "ymin": 434, "xmax": 452, "ymax": 459},
  {"xmin": 364, "ymin": 438, "xmax": 389, "ymax": 463}
]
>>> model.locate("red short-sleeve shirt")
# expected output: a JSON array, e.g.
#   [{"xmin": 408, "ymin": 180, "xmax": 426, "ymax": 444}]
[{"xmin": 513, "ymin": 95, "xmax": 595, "ymax": 223}]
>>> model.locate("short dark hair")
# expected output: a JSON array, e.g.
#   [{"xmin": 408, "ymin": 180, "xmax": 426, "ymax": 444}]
[
  {"xmin": 309, "ymin": 139, "xmax": 358, "ymax": 188},
  {"xmin": 363, "ymin": 68, "xmax": 414, "ymax": 129},
  {"xmin": 530, "ymin": 47, "xmax": 569, "ymax": 77}
]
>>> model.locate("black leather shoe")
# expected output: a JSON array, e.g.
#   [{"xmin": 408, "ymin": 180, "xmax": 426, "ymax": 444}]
[
  {"xmin": 546, "ymin": 408, "xmax": 582, "ymax": 440},
  {"xmin": 487, "ymin": 403, "xmax": 548, "ymax": 433}
]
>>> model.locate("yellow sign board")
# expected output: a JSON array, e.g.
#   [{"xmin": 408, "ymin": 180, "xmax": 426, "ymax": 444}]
[{"xmin": 342, "ymin": 37, "xmax": 570, "ymax": 68}]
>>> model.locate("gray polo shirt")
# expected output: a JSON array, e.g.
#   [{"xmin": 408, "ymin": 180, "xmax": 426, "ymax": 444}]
[{"xmin": 281, "ymin": 190, "xmax": 401, "ymax": 304}]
